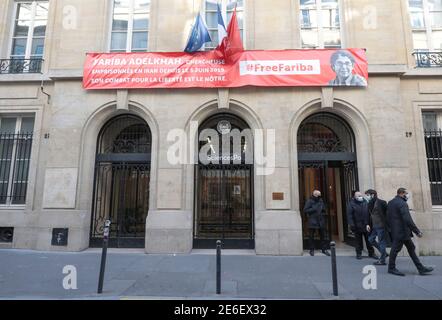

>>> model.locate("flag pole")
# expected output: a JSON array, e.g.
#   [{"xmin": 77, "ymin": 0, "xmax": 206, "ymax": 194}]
[
  {"xmin": 186, "ymin": 0, "xmax": 205, "ymax": 47},
  {"xmin": 184, "ymin": 19, "xmax": 195, "ymax": 51}
]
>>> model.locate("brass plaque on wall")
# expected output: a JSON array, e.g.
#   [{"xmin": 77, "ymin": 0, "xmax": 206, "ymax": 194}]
[{"xmin": 272, "ymin": 192, "xmax": 284, "ymax": 201}]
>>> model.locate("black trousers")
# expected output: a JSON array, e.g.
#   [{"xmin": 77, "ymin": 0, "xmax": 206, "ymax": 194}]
[
  {"xmin": 308, "ymin": 228, "xmax": 327, "ymax": 251},
  {"xmin": 355, "ymin": 231, "xmax": 375, "ymax": 256},
  {"xmin": 388, "ymin": 239, "xmax": 424, "ymax": 271}
]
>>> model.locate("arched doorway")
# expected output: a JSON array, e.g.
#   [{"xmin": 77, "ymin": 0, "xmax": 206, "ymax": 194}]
[
  {"xmin": 297, "ymin": 112, "xmax": 358, "ymax": 249},
  {"xmin": 194, "ymin": 113, "xmax": 254, "ymax": 249},
  {"xmin": 90, "ymin": 114, "xmax": 152, "ymax": 248}
]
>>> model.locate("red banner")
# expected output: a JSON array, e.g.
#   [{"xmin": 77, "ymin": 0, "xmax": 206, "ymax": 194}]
[{"xmin": 83, "ymin": 49, "xmax": 368, "ymax": 90}]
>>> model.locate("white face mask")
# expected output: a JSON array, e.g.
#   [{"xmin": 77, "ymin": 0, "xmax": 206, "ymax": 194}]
[
  {"xmin": 364, "ymin": 195, "xmax": 372, "ymax": 202},
  {"xmin": 356, "ymin": 196, "xmax": 364, "ymax": 202}
]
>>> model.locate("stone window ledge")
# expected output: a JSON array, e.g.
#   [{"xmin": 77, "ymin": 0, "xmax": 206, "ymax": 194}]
[{"xmin": 0, "ymin": 205, "xmax": 26, "ymax": 211}]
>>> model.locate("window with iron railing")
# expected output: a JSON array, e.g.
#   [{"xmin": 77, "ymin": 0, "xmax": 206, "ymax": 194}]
[
  {"xmin": 0, "ymin": 117, "xmax": 34, "ymax": 206},
  {"xmin": 0, "ymin": 58, "xmax": 43, "ymax": 74},
  {"xmin": 423, "ymin": 111, "xmax": 442, "ymax": 205},
  {"xmin": 408, "ymin": 0, "xmax": 442, "ymax": 67},
  {"xmin": 3, "ymin": 1, "xmax": 49, "ymax": 74}
]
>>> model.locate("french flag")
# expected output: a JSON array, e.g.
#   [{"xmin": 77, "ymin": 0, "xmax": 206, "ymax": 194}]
[
  {"xmin": 217, "ymin": 3, "xmax": 227, "ymax": 45},
  {"xmin": 216, "ymin": 5, "xmax": 244, "ymax": 60}
]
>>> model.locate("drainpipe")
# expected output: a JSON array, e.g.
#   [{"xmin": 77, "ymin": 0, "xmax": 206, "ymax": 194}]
[{"xmin": 40, "ymin": 79, "xmax": 51, "ymax": 104}]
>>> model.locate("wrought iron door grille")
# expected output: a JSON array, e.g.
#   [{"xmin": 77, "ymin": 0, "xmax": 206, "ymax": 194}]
[
  {"xmin": 342, "ymin": 161, "xmax": 359, "ymax": 244},
  {"xmin": 424, "ymin": 130, "xmax": 442, "ymax": 205},
  {"xmin": 98, "ymin": 115, "xmax": 151, "ymax": 154},
  {"xmin": 90, "ymin": 162, "xmax": 150, "ymax": 247},
  {"xmin": 91, "ymin": 115, "xmax": 152, "ymax": 248},
  {"xmin": 195, "ymin": 163, "xmax": 254, "ymax": 243},
  {"xmin": 297, "ymin": 113, "xmax": 356, "ymax": 153}
]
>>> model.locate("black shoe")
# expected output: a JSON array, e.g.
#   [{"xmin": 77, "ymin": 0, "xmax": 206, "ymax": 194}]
[
  {"xmin": 321, "ymin": 249, "xmax": 331, "ymax": 256},
  {"xmin": 373, "ymin": 260, "xmax": 386, "ymax": 266},
  {"xmin": 356, "ymin": 255, "xmax": 362, "ymax": 260},
  {"xmin": 369, "ymin": 253, "xmax": 379, "ymax": 260},
  {"xmin": 309, "ymin": 250, "xmax": 314, "ymax": 256},
  {"xmin": 419, "ymin": 266, "xmax": 434, "ymax": 275},
  {"xmin": 388, "ymin": 268, "xmax": 405, "ymax": 276}
]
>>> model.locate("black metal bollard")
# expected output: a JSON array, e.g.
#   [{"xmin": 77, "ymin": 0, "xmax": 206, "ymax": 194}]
[
  {"xmin": 97, "ymin": 220, "xmax": 111, "ymax": 294},
  {"xmin": 216, "ymin": 240, "xmax": 221, "ymax": 294},
  {"xmin": 330, "ymin": 241, "xmax": 338, "ymax": 296}
]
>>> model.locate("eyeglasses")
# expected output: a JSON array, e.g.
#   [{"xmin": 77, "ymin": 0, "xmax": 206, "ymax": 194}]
[{"xmin": 335, "ymin": 61, "xmax": 353, "ymax": 68}]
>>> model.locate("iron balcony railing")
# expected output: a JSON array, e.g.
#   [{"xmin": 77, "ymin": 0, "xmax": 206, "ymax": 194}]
[
  {"xmin": 0, "ymin": 58, "xmax": 43, "ymax": 74},
  {"xmin": 413, "ymin": 51, "xmax": 442, "ymax": 68}
]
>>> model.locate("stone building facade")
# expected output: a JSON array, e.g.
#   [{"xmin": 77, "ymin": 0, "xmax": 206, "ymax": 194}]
[{"xmin": 0, "ymin": 0, "xmax": 441, "ymax": 255}]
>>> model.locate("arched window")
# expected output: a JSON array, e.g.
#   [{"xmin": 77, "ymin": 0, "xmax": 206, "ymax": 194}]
[
  {"xmin": 198, "ymin": 113, "xmax": 252, "ymax": 165},
  {"xmin": 97, "ymin": 114, "xmax": 151, "ymax": 156},
  {"xmin": 297, "ymin": 113, "xmax": 355, "ymax": 153}
]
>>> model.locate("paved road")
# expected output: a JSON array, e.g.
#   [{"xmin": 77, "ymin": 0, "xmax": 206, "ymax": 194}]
[{"xmin": 0, "ymin": 249, "xmax": 441, "ymax": 300}]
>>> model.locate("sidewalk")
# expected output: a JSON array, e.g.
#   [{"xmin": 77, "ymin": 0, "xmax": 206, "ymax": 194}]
[{"xmin": 0, "ymin": 249, "xmax": 441, "ymax": 300}]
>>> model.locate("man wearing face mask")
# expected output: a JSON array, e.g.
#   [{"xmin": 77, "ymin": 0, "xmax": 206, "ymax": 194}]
[
  {"xmin": 347, "ymin": 191, "xmax": 378, "ymax": 260},
  {"xmin": 365, "ymin": 189, "xmax": 389, "ymax": 265},
  {"xmin": 387, "ymin": 188, "xmax": 434, "ymax": 276},
  {"xmin": 303, "ymin": 190, "xmax": 331, "ymax": 256}
]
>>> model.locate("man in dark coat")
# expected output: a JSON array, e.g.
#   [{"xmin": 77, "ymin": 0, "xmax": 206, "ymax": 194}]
[
  {"xmin": 303, "ymin": 190, "xmax": 330, "ymax": 256},
  {"xmin": 347, "ymin": 191, "xmax": 378, "ymax": 260},
  {"xmin": 387, "ymin": 188, "xmax": 434, "ymax": 276},
  {"xmin": 365, "ymin": 189, "xmax": 389, "ymax": 265}
]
